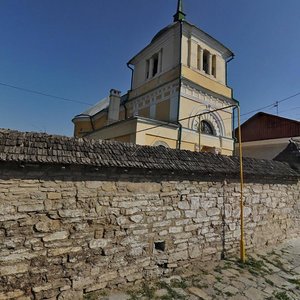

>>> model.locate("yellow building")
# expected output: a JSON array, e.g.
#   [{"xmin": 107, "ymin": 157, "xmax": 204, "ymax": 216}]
[{"xmin": 72, "ymin": 0, "xmax": 238, "ymax": 155}]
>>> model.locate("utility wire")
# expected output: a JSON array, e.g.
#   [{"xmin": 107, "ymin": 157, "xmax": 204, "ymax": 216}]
[
  {"xmin": 0, "ymin": 81, "xmax": 93, "ymax": 106},
  {"xmin": 1, "ymin": 80, "xmax": 299, "ymax": 128},
  {"xmin": 134, "ymin": 105, "xmax": 236, "ymax": 135},
  {"xmin": 240, "ymin": 91, "xmax": 300, "ymax": 117},
  {"xmin": 135, "ymin": 90, "xmax": 300, "ymax": 134}
]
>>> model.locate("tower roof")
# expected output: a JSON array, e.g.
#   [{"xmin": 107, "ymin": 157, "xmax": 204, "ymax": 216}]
[{"xmin": 173, "ymin": 0, "xmax": 186, "ymax": 22}]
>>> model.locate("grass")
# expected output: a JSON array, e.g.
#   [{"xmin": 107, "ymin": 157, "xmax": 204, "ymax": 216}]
[
  {"xmin": 214, "ymin": 266, "xmax": 223, "ymax": 273},
  {"xmin": 237, "ymin": 256, "xmax": 270, "ymax": 275},
  {"xmin": 201, "ymin": 269, "xmax": 209, "ymax": 275},
  {"xmin": 170, "ymin": 278, "xmax": 188, "ymax": 289},
  {"xmin": 128, "ymin": 282, "xmax": 155, "ymax": 300},
  {"xmin": 274, "ymin": 291, "xmax": 290, "ymax": 300},
  {"xmin": 158, "ymin": 281, "xmax": 186, "ymax": 300},
  {"xmin": 265, "ymin": 278, "xmax": 274, "ymax": 286},
  {"xmin": 287, "ymin": 278, "xmax": 300, "ymax": 287},
  {"xmin": 83, "ymin": 290, "xmax": 107, "ymax": 300}
]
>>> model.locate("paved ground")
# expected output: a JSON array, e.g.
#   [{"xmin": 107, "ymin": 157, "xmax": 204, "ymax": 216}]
[{"xmin": 87, "ymin": 238, "xmax": 300, "ymax": 300}]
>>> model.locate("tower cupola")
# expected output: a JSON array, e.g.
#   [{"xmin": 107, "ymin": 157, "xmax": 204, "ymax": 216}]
[{"xmin": 173, "ymin": 0, "xmax": 186, "ymax": 22}]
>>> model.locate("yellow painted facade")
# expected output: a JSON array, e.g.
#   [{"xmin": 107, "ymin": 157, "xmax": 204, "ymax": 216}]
[
  {"xmin": 128, "ymin": 67, "xmax": 180, "ymax": 101},
  {"xmin": 72, "ymin": 4, "xmax": 237, "ymax": 155},
  {"xmin": 182, "ymin": 66, "xmax": 232, "ymax": 98},
  {"xmin": 156, "ymin": 99, "xmax": 170, "ymax": 122}
]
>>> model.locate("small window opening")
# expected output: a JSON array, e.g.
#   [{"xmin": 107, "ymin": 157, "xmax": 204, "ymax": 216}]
[
  {"xmin": 146, "ymin": 59, "xmax": 150, "ymax": 79},
  {"xmin": 197, "ymin": 46, "xmax": 201, "ymax": 70},
  {"xmin": 203, "ymin": 50, "xmax": 210, "ymax": 74},
  {"xmin": 212, "ymin": 55, "xmax": 217, "ymax": 77},
  {"xmin": 154, "ymin": 241, "xmax": 165, "ymax": 252},
  {"xmin": 157, "ymin": 262, "xmax": 168, "ymax": 269},
  {"xmin": 152, "ymin": 54, "xmax": 159, "ymax": 77}
]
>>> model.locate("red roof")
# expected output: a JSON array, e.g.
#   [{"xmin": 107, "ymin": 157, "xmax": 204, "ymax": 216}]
[{"xmin": 236, "ymin": 112, "xmax": 300, "ymax": 142}]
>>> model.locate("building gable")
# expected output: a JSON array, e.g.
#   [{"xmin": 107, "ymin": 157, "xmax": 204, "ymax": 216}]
[{"xmin": 238, "ymin": 112, "xmax": 300, "ymax": 142}]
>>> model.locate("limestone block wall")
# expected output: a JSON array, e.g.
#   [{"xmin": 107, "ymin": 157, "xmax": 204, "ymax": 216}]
[{"xmin": 0, "ymin": 165, "xmax": 299, "ymax": 299}]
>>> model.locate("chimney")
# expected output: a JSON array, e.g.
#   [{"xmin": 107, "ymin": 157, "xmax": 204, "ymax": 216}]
[{"xmin": 107, "ymin": 89, "xmax": 121, "ymax": 125}]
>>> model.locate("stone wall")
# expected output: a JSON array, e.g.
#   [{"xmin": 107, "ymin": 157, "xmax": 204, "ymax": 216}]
[{"xmin": 0, "ymin": 165, "xmax": 299, "ymax": 299}]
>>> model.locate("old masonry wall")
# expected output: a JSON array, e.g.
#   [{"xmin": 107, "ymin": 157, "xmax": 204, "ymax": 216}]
[{"xmin": 0, "ymin": 165, "xmax": 299, "ymax": 299}]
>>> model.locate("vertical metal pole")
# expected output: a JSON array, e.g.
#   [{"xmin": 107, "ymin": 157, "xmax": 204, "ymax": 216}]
[
  {"xmin": 198, "ymin": 115, "xmax": 201, "ymax": 152},
  {"xmin": 237, "ymin": 106, "xmax": 246, "ymax": 263}
]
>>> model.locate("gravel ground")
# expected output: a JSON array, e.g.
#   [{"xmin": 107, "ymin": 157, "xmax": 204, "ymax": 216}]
[{"xmin": 86, "ymin": 238, "xmax": 300, "ymax": 300}]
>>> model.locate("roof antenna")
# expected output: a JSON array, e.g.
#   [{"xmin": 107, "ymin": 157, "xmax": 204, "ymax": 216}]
[{"xmin": 173, "ymin": 0, "xmax": 186, "ymax": 22}]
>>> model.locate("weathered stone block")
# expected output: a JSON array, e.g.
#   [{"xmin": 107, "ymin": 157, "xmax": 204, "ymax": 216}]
[
  {"xmin": 0, "ymin": 263, "xmax": 28, "ymax": 276},
  {"xmin": 89, "ymin": 239, "xmax": 110, "ymax": 249},
  {"xmin": 166, "ymin": 210, "xmax": 181, "ymax": 219},
  {"xmin": 169, "ymin": 250, "xmax": 188, "ymax": 262},
  {"xmin": 85, "ymin": 282, "xmax": 107, "ymax": 293},
  {"xmin": 207, "ymin": 208, "xmax": 220, "ymax": 216},
  {"xmin": 47, "ymin": 192, "xmax": 61, "ymax": 200},
  {"xmin": 185, "ymin": 224, "xmax": 200, "ymax": 232},
  {"xmin": 189, "ymin": 245, "xmax": 202, "ymax": 258},
  {"xmin": 178, "ymin": 201, "xmax": 190, "ymax": 210},
  {"xmin": 48, "ymin": 246, "xmax": 82, "ymax": 256},
  {"xmin": 43, "ymin": 231, "xmax": 69, "ymax": 242},
  {"xmin": 58, "ymin": 210, "xmax": 84, "ymax": 218},
  {"xmin": 35, "ymin": 220, "xmax": 61, "ymax": 232},
  {"xmin": 126, "ymin": 182, "xmax": 161, "ymax": 193},
  {"xmin": 101, "ymin": 182, "xmax": 116, "ymax": 192},
  {"xmin": 32, "ymin": 284, "xmax": 52, "ymax": 293},
  {"xmin": 58, "ymin": 290, "xmax": 83, "ymax": 300},
  {"xmin": 72, "ymin": 277, "xmax": 94, "ymax": 290},
  {"xmin": 190, "ymin": 197, "xmax": 200, "ymax": 209},
  {"xmin": 18, "ymin": 203, "xmax": 44, "ymax": 212},
  {"xmin": 130, "ymin": 215, "xmax": 144, "ymax": 223},
  {"xmin": 185, "ymin": 210, "xmax": 196, "ymax": 218},
  {"xmin": 0, "ymin": 290, "xmax": 24, "ymax": 300},
  {"xmin": 169, "ymin": 226, "xmax": 183, "ymax": 234},
  {"xmin": 0, "ymin": 213, "xmax": 27, "ymax": 222},
  {"xmin": 94, "ymin": 229, "xmax": 104, "ymax": 239},
  {"xmin": 85, "ymin": 181, "xmax": 102, "ymax": 189},
  {"xmin": 0, "ymin": 204, "xmax": 15, "ymax": 215}
]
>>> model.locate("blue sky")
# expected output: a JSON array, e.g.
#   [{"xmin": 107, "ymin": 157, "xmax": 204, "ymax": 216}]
[{"xmin": 0, "ymin": 0, "xmax": 299, "ymax": 136}]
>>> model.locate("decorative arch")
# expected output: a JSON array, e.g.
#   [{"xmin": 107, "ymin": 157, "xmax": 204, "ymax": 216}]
[
  {"xmin": 190, "ymin": 110, "xmax": 225, "ymax": 137},
  {"xmin": 152, "ymin": 140, "xmax": 170, "ymax": 148}
]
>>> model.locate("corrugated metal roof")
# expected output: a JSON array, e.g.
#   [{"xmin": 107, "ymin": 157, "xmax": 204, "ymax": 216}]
[
  {"xmin": 74, "ymin": 94, "xmax": 128, "ymax": 119},
  {"xmin": 82, "ymin": 97, "xmax": 109, "ymax": 116}
]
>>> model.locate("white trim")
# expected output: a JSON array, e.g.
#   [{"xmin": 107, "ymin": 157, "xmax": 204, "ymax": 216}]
[{"xmin": 181, "ymin": 81, "xmax": 233, "ymax": 108}]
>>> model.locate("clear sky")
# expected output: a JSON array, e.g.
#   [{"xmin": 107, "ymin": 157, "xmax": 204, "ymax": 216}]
[{"xmin": 0, "ymin": 0, "xmax": 299, "ymax": 136}]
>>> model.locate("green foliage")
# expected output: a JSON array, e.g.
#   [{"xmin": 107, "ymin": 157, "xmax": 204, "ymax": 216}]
[
  {"xmin": 237, "ymin": 256, "xmax": 269, "ymax": 275},
  {"xmin": 170, "ymin": 278, "xmax": 188, "ymax": 289},
  {"xmin": 158, "ymin": 281, "xmax": 186, "ymax": 300},
  {"xmin": 265, "ymin": 278, "xmax": 274, "ymax": 286},
  {"xmin": 274, "ymin": 291, "xmax": 290, "ymax": 300},
  {"xmin": 287, "ymin": 278, "xmax": 300, "ymax": 286},
  {"xmin": 128, "ymin": 282, "xmax": 155, "ymax": 300}
]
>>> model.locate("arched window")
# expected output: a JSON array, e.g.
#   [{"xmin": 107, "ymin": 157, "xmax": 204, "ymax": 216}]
[{"xmin": 201, "ymin": 120, "xmax": 214, "ymax": 135}]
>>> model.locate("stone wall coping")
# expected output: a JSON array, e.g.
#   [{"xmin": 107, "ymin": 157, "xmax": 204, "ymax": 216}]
[{"xmin": 0, "ymin": 128, "xmax": 299, "ymax": 180}]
